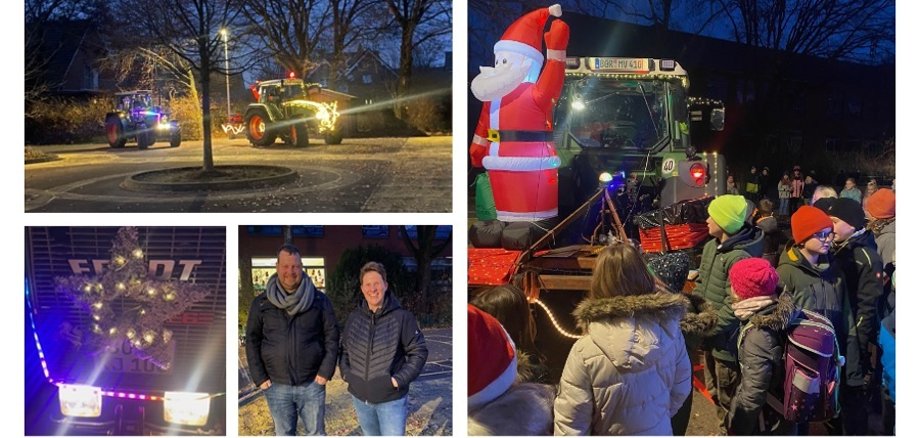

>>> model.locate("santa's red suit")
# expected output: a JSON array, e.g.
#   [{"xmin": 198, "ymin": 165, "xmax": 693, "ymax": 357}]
[{"xmin": 470, "ymin": 5, "xmax": 569, "ymax": 222}]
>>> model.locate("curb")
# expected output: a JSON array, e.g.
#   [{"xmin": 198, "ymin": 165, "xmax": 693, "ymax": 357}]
[{"xmin": 121, "ymin": 165, "xmax": 298, "ymax": 192}]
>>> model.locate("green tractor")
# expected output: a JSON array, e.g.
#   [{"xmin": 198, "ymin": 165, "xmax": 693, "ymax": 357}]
[
  {"xmin": 244, "ymin": 78, "xmax": 344, "ymax": 147},
  {"xmin": 104, "ymin": 91, "xmax": 181, "ymax": 149}
]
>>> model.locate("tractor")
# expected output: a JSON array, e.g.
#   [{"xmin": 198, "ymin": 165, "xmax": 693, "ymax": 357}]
[
  {"xmin": 104, "ymin": 91, "xmax": 181, "ymax": 149},
  {"xmin": 244, "ymin": 78, "xmax": 345, "ymax": 147}
]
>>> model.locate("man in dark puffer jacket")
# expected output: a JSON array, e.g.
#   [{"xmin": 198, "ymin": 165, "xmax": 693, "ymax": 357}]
[
  {"xmin": 246, "ymin": 244, "xmax": 340, "ymax": 436},
  {"xmin": 340, "ymin": 262, "xmax": 428, "ymax": 436}
]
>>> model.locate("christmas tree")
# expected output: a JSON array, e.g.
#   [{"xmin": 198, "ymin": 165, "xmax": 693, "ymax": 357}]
[{"xmin": 55, "ymin": 227, "xmax": 210, "ymax": 370}]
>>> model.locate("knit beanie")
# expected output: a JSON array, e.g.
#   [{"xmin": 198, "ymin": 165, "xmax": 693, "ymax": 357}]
[
  {"xmin": 813, "ymin": 197, "xmax": 835, "ymax": 214},
  {"xmin": 791, "ymin": 205, "xmax": 833, "ymax": 244},
  {"xmin": 646, "ymin": 251, "xmax": 691, "ymax": 293},
  {"xmin": 728, "ymin": 258, "xmax": 779, "ymax": 300},
  {"xmin": 826, "ymin": 197, "xmax": 866, "ymax": 229},
  {"xmin": 708, "ymin": 195, "xmax": 748, "ymax": 234},
  {"xmin": 468, "ymin": 304, "xmax": 517, "ymax": 410},
  {"xmin": 866, "ymin": 188, "xmax": 895, "ymax": 219}
]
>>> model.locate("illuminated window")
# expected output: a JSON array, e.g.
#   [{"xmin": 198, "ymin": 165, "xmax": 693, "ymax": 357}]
[{"xmin": 250, "ymin": 257, "xmax": 326, "ymax": 291}]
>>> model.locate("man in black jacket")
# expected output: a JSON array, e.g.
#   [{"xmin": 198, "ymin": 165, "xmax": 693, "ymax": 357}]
[
  {"xmin": 340, "ymin": 262, "xmax": 428, "ymax": 436},
  {"xmin": 245, "ymin": 244, "xmax": 340, "ymax": 435}
]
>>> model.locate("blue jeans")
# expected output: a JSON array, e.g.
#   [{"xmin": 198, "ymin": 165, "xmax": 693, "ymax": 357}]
[
  {"xmin": 351, "ymin": 394, "xmax": 408, "ymax": 436},
  {"xmin": 263, "ymin": 381, "xmax": 326, "ymax": 436},
  {"xmin": 779, "ymin": 198, "xmax": 790, "ymax": 216}
]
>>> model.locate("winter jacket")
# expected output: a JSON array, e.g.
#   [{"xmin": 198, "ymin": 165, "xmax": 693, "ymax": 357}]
[
  {"xmin": 693, "ymin": 225, "xmax": 765, "ymax": 361},
  {"xmin": 680, "ymin": 293, "xmax": 718, "ymax": 353},
  {"xmin": 776, "ymin": 246, "xmax": 848, "ymax": 351},
  {"xmin": 756, "ymin": 215, "xmax": 785, "ymax": 267},
  {"xmin": 873, "ymin": 218, "xmax": 896, "ymax": 269},
  {"xmin": 745, "ymin": 174, "xmax": 761, "ymax": 200},
  {"xmin": 834, "ymin": 231, "xmax": 884, "ymax": 386},
  {"xmin": 840, "ymin": 187, "xmax": 863, "ymax": 203},
  {"xmin": 778, "ymin": 181, "xmax": 792, "ymax": 199},
  {"xmin": 727, "ymin": 295, "xmax": 796, "ymax": 435},
  {"xmin": 469, "ymin": 382, "xmax": 555, "ymax": 436},
  {"xmin": 803, "ymin": 181, "xmax": 818, "ymax": 201},
  {"xmin": 791, "ymin": 178, "xmax": 804, "ymax": 199},
  {"xmin": 880, "ymin": 306, "xmax": 895, "ymax": 402},
  {"xmin": 554, "ymin": 293, "xmax": 691, "ymax": 436},
  {"xmin": 340, "ymin": 292, "xmax": 428, "ymax": 404},
  {"xmin": 245, "ymin": 290, "xmax": 339, "ymax": 387}
]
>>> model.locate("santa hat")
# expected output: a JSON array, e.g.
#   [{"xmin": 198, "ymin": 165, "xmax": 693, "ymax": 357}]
[
  {"xmin": 494, "ymin": 4, "xmax": 562, "ymax": 64},
  {"xmin": 866, "ymin": 188, "xmax": 895, "ymax": 219},
  {"xmin": 791, "ymin": 205, "xmax": 833, "ymax": 244},
  {"xmin": 729, "ymin": 258, "xmax": 779, "ymax": 300},
  {"xmin": 468, "ymin": 304, "xmax": 517, "ymax": 410}
]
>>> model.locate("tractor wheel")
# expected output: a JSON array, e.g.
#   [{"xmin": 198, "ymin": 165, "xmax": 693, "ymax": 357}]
[
  {"xmin": 246, "ymin": 110, "xmax": 276, "ymax": 146},
  {"xmin": 136, "ymin": 124, "xmax": 152, "ymax": 150},
  {"xmin": 324, "ymin": 129, "xmax": 343, "ymax": 145},
  {"xmin": 290, "ymin": 124, "xmax": 309, "ymax": 147},
  {"xmin": 105, "ymin": 115, "xmax": 126, "ymax": 148},
  {"xmin": 169, "ymin": 129, "xmax": 181, "ymax": 147}
]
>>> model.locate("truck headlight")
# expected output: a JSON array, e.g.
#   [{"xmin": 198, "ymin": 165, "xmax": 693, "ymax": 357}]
[
  {"xmin": 58, "ymin": 384, "xmax": 102, "ymax": 418},
  {"xmin": 163, "ymin": 391, "xmax": 210, "ymax": 426}
]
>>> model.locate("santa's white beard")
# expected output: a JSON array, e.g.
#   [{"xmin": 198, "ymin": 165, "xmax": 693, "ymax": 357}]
[{"xmin": 470, "ymin": 62, "xmax": 531, "ymax": 102}]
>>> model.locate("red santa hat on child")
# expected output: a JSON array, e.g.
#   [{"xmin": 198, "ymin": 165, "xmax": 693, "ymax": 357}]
[
  {"xmin": 468, "ymin": 304, "xmax": 517, "ymax": 410},
  {"xmin": 493, "ymin": 4, "xmax": 562, "ymax": 64}
]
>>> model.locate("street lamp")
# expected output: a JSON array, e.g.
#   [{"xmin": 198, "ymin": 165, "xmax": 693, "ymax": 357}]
[{"xmin": 220, "ymin": 28, "xmax": 231, "ymax": 121}]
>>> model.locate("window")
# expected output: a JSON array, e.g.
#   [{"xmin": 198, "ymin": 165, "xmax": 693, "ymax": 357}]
[
  {"xmin": 402, "ymin": 225, "xmax": 452, "ymax": 240},
  {"xmin": 250, "ymin": 257, "xmax": 326, "ymax": 291},
  {"xmin": 362, "ymin": 74, "xmax": 373, "ymax": 84},
  {"xmin": 362, "ymin": 226, "xmax": 389, "ymax": 238}
]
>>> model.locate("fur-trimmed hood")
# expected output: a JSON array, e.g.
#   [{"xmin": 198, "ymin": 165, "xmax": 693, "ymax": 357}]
[
  {"xmin": 680, "ymin": 293, "xmax": 718, "ymax": 337},
  {"xmin": 573, "ymin": 292, "xmax": 687, "ymax": 372},
  {"xmin": 468, "ymin": 382, "xmax": 555, "ymax": 436},
  {"xmin": 744, "ymin": 293, "xmax": 795, "ymax": 332}
]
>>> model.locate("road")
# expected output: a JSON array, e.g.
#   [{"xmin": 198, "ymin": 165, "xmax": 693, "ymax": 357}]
[{"xmin": 25, "ymin": 136, "xmax": 451, "ymax": 212}]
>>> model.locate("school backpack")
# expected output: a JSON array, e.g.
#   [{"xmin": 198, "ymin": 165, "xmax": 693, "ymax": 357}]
[{"xmin": 738, "ymin": 308, "xmax": 843, "ymax": 423}]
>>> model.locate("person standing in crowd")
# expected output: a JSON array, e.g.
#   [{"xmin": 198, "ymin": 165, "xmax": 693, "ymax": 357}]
[
  {"xmin": 803, "ymin": 175, "xmax": 819, "ymax": 206},
  {"xmin": 790, "ymin": 166, "xmax": 805, "ymax": 211},
  {"xmin": 693, "ymin": 194, "xmax": 764, "ymax": 434},
  {"xmin": 245, "ymin": 245, "xmax": 340, "ymax": 436},
  {"xmin": 820, "ymin": 198, "xmax": 884, "ymax": 435},
  {"xmin": 468, "ymin": 305, "xmax": 554, "ymax": 436},
  {"xmin": 840, "ymin": 177, "xmax": 862, "ymax": 203},
  {"xmin": 340, "ymin": 262, "xmax": 428, "ymax": 436},
  {"xmin": 726, "ymin": 258, "xmax": 795, "ymax": 435},
  {"xmin": 470, "ymin": 284, "xmax": 548, "ymax": 383},
  {"xmin": 759, "ymin": 167, "xmax": 772, "ymax": 201},
  {"xmin": 754, "ymin": 199, "xmax": 784, "ymax": 267},
  {"xmin": 726, "ymin": 174, "xmax": 740, "ymax": 195},
  {"xmin": 744, "ymin": 166, "xmax": 760, "ymax": 202},
  {"xmin": 866, "ymin": 188, "xmax": 896, "ymax": 269},
  {"xmin": 865, "ymin": 179, "xmax": 879, "ymax": 204},
  {"xmin": 777, "ymin": 173, "xmax": 792, "ymax": 218},
  {"xmin": 554, "ymin": 243, "xmax": 691, "ymax": 435},
  {"xmin": 811, "ymin": 185, "xmax": 838, "ymax": 205}
]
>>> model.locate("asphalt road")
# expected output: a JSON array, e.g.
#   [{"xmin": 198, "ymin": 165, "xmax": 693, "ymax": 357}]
[{"xmin": 25, "ymin": 136, "xmax": 451, "ymax": 212}]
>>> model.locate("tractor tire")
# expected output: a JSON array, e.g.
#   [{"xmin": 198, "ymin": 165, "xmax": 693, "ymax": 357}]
[
  {"xmin": 170, "ymin": 129, "xmax": 181, "ymax": 147},
  {"xmin": 289, "ymin": 124, "xmax": 309, "ymax": 147},
  {"xmin": 324, "ymin": 129, "xmax": 343, "ymax": 145},
  {"xmin": 136, "ymin": 124, "xmax": 153, "ymax": 150},
  {"xmin": 246, "ymin": 110, "xmax": 276, "ymax": 147},
  {"xmin": 105, "ymin": 115, "xmax": 127, "ymax": 148}
]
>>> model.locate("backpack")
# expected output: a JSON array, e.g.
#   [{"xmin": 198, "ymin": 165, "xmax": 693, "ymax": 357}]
[{"xmin": 738, "ymin": 308, "xmax": 843, "ymax": 423}]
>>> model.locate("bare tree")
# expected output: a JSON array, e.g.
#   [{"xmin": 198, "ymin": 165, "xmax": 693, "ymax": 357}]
[
  {"xmin": 383, "ymin": 0, "xmax": 451, "ymax": 118},
  {"xmin": 327, "ymin": 0, "xmax": 380, "ymax": 88},
  {"xmin": 400, "ymin": 226, "xmax": 451, "ymax": 307},
  {"xmin": 242, "ymin": 0, "xmax": 330, "ymax": 79}
]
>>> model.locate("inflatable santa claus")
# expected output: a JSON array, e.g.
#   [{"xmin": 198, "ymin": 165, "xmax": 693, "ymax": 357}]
[{"xmin": 470, "ymin": 4, "xmax": 569, "ymax": 222}]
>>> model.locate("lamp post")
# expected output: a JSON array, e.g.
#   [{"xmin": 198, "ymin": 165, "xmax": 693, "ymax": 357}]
[{"xmin": 220, "ymin": 28, "xmax": 231, "ymax": 121}]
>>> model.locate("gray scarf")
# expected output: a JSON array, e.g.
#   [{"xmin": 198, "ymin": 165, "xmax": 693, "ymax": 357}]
[
  {"xmin": 732, "ymin": 295, "xmax": 776, "ymax": 321},
  {"xmin": 265, "ymin": 272, "xmax": 316, "ymax": 316}
]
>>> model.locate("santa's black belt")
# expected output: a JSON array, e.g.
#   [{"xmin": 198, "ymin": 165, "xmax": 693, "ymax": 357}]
[{"xmin": 487, "ymin": 129, "xmax": 554, "ymax": 143}]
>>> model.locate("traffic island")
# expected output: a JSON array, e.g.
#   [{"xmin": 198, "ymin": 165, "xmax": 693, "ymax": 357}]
[{"xmin": 121, "ymin": 165, "xmax": 298, "ymax": 192}]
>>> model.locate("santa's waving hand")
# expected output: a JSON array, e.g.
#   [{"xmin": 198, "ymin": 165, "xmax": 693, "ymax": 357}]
[{"xmin": 469, "ymin": 4, "xmax": 569, "ymax": 222}]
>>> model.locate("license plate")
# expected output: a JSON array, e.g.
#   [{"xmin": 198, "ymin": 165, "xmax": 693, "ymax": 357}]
[{"xmin": 105, "ymin": 338, "xmax": 174, "ymax": 374}]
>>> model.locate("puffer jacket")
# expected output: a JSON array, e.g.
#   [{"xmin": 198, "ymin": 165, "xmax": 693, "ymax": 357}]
[
  {"xmin": 728, "ymin": 294, "xmax": 796, "ymax": 435},
  {"xmin": 834, "ymin": 231, "xmax": 884, "ymax": 386},
  {"xmin": 553, "ymin": 293, "xmax": 691, "ymax": 436},
  {"xmin": 469, "ymin": 382, "xmax": 555, "ymax": 436},
  {"xmin": 693, "ymin": 225, "xmax": 765, "ymax": 361},
  {"xmin": 340, "ymin": 292, "xmax": 428, "ymax": 404},
  {"xmin": 873, "ymin": 218, "xmax": 895, "ymax": 268},
  {"xmin": 245, "ymin": 290, "xmax": 339, "ymax": 387},
  {"xmin": 776, "ymin": 245, "xmax": 847, "ymax": 349}
]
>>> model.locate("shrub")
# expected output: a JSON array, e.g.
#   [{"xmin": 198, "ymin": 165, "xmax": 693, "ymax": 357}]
[
  {"xmin": 25, "ymin": 97, "xmax": 110, "ymax": 144},
  {"xmin": 404, "ymin": 95, "xmax": 450, "ymax": 134},
  {"xmin": 325, "ymin": 245, "xmax": 413, "ymax": 323}
]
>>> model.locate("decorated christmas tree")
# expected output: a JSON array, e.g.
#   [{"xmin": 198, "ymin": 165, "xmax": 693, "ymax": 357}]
[{"xmin": 55, "ymin": 227, "xmax": 210, "ymax": 370}]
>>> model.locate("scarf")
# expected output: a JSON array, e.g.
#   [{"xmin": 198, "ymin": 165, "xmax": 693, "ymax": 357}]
[
  {"xmin": 265, "ymin": 272, "xmax": 316, "ymax": 316},
  {"xmin": 732, "ymin": 295, "xmax": 776, "ymax": 321}
]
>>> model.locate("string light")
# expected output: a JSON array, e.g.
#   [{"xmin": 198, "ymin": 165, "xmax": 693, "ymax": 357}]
[
  {"xmin": 533, "ymin": 299, "xmax": 581, "ymax": 339},
  {"xmin": 132, "ymin": 248, "xmax": 143, "ymax": 259}
]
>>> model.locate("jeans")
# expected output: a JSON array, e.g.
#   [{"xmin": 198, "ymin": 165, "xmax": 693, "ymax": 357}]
[
  {"xmin": 263, "ymin": 381, "xmax": 326, "ymax": 436},
  {"xmin": 351, "ymin": 394, "xmax": 408, "ymax": 436},
  {"xmin": 779, "ymin": 198, "xmax": 790, "ymax": 216}
]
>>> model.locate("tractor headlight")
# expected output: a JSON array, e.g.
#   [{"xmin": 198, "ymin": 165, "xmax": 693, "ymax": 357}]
[
  {"xmin": 58, "ymin": 384, "xmax": 102, "ymax": 418},
  {"xmin": 163, "ymin": 391, "xmax": 210, "ymax": 426}
]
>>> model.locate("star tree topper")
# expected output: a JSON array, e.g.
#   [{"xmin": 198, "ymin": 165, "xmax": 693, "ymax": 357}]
[{"xmin": 55, "ymin": 227, "xmax": 210, "ymax": 370}]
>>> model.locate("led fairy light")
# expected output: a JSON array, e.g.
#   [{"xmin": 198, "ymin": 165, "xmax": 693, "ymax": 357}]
[{"xmin": 533, "ymin": 299, "xmax": 581, "ymax": 339}]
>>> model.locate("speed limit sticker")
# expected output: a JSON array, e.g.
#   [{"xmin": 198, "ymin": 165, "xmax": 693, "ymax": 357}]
[{"xmin": 662, "ymin": 158, "xmax": 677, "ymax": 174}]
